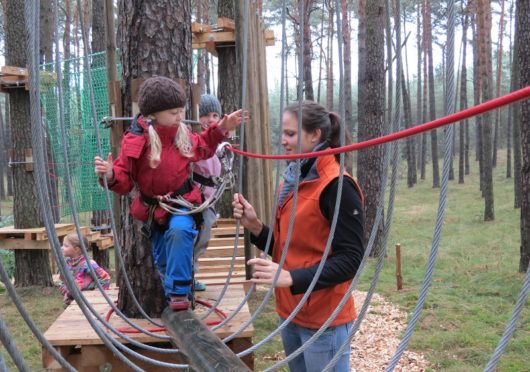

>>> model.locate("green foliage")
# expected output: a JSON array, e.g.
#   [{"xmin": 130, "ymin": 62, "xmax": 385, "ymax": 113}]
[{"xmin": 0, "ymin": 249, "xmax": 15, "ymax": 279}]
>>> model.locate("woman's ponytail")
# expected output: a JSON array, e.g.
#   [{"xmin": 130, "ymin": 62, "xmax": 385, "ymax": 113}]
[{"xmin": 327, "ymin": 111, "xmax": 352, "ymax": 167}]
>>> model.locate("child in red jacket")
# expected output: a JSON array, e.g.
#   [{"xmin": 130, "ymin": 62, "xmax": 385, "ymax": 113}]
[{"xmin": 94, "ymin": 76, "xmax": 245, "ymax": 310}]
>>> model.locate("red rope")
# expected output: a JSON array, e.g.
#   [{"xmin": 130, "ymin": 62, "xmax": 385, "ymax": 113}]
[
  {"xmin": 104, "ymin": 299, "xmax": 228, "ymax": 334},
  {"xmin": 229, "ymin": 85, "xmax": 530, "ymax": 160}
]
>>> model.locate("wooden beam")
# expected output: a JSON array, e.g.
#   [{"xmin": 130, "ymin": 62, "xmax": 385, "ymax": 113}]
[
  {"xmin": 193, "ymin": 31, "xmax": 236, "ymax": 45},
  {"xmin": 192, "ymin": 21, "xmax": 212, "ymax": 33},
  {"xmin": 162, "ymin": 308, "xmax": 250, "ymax": 372},
  {"xmin": 217, "ymin": 17, "xmax": 236, "ymax": 31}
]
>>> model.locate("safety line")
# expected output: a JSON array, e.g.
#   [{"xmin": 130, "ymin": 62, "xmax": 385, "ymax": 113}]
[{"xmin": 228, "ymin": 85, "xmax": 530, "ymax": 160}]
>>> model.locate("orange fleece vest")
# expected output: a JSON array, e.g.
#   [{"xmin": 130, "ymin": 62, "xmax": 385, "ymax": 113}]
[{"xmin": 273, "ymin": 154, "xmax": 364, "ymax": 329}]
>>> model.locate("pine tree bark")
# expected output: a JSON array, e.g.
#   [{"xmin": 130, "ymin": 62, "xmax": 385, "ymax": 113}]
[
  {"xmin": 512, "ymin": 6, "xmax": 522, "ymax": 209},
  {"xmin": 423, "ymin": 0, "xmax": 440, "ymax": 188},
  {"xmin": 477, "ymin": 0, "xmax": 495, "ymax": 221},
  {"xmin": 5, "ymin": 0, "xmax": 53, "ymax": 287},
  {"xmin": 357, "ymin": 0, "xmax": 385, "ymax": 256},
  {"xmin": 215, "ymin": 0, "xmax": 241, "ymax": 218},
  {"xmin": 326, "ymin": 2, "xmax": 335, "ymax": 110},
  {"xmin": 492, "ymin": 0, "xmax": 506, "ymax": 169},
  {"xmin": 301, "ymin": 0, "xmax": 314, "ymax": 101},
  {"xmin": 459, "ymin": 12, "xmax": 469, "ymax": 184},
  {"xmin": 341, "ymin": 0, "xmax": 353, "ymax": 142},
  {"xmin": 516, "ymin": 0, "xmax": 530, "ymax": 272},
  {"xmin": 0, "ymin": 101, "xmax": 5, "ymax": 201},
  {"xmin": 116, "ymin": 0, "xmax": 192, "ymax": 317}
]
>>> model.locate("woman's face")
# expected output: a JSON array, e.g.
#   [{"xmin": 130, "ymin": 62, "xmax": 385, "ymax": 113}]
[{"xmin": 281, "ymin": 111, "xmax": 321, "ymax": 156}]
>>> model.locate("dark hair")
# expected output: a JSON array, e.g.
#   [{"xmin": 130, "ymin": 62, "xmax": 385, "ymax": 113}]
[{"xmin": 284, "ymin": 101, "xmax": 351, "ymax": 163}]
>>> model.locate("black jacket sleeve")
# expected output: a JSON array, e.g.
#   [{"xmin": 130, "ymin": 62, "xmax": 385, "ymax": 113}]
[
  {"xmin": 289, "ymin": 177, "xmax": 365, "ymax": 295},
  {"xmin": 250, "ymin": 224, "xmax": 275, "ymax": 255}
]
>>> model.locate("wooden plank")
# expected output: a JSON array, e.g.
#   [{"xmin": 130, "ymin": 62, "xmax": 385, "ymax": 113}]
[
  {"xmin": 1, "ymin": 65, "xmax": 28, "ymax": 76},
  {"xmin": 162, "ymin": 308, "xmax": 250, "ymax": 372},
  {"xmin": 191, "ymin": 21, "xmax": 212, "ymax": 33},
  {"xmin": 217, "ymin": 17, "xmax": 236, "ymax": 31},
  {"xmin": 0, "ymin": 239, "xmax": 51, "ymax": 250},
  {"xmin": 193, "ymin": 31, "xmax": 235, "ymax": 44},
  {"xmin": 207, "ymin": 237, "xmax": 242, "ymax": 247},
  {"xmin": 196, "ymin": 263, "xmax": 246, "ymax": 274},
  {"xmin": 202, "ymin": 246, "xmax": 244, "ymax": 258},
  {"xmin": 211, "ymin": 226, "xmax": 238, "ymax": 236}
]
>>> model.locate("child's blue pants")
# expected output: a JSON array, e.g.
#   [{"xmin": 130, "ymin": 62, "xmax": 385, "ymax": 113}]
[{"xmin": 150, "ymin": 213, "xmax": 197, "ymax": 297}]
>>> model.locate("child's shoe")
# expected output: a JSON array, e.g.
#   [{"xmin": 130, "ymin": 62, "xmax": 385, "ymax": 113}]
[
  {"xmin": 168, "ymin": 295, "xmax": 190, "ymax": 311},
  {"xmin": 194, "ymin": 280, "xmax": 206, "ymax": 291}
]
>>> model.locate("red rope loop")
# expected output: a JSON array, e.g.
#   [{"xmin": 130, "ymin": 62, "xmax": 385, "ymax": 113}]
[{"xmin": 228, "ymin": 86, "xmax": 530, "ymax": 160}]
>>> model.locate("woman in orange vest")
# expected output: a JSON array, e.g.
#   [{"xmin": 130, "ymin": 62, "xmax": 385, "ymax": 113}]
[{"xmin": 233, "ymin": 100, "xmax": 365, "ymax": 371}]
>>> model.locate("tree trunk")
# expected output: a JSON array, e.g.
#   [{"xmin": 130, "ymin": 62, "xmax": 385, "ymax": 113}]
[
  {"xmin": 420, "ymin": 46, "xmax": 428, "ymax": 181},
  {"xmin": 326, "ymin": 2, "xmax": 335, "ymax": 110},
  {"xmin": 5, "ymin": 97, "xmax": 14, "ymax": 197},
  {"xmin": 357, "ymin": 0, "xmax": 385, "ymax": 257},
  {"xmin": 301, "ymin": 0, "xmax": 314, "ymax": 101},
  {"xmin": 215, "ymin": 0, "xmax": 242, "ymax": 218},
  {"xmin": 492, "ymin": 0, "xmax": 506, "ymax": 168},
  {"xmin": 5, "ymin": 0, "xmax": 53, "ymax": 287},
  {"xmin": 516, "ymin": 0, "xmax": 530, "ymax": 272},
  {"xmin": 477, "ymin": 0, "xmax": 495, "ymax": 221},
  {"xmin": 424, "ymin": 0, "xmax": 440, "ymax": 188},
  {"xmin": 116, "ymin": 0, "xmax": 192, "ymax": 317},
  {"xmin": 512, "ymin": 4, "xmax": 522, "ymax": 209},
  {"xmin": 0, "ymin": 101, "xmax": 5, "ymax": 201},
  {"xmin": 341, "ymin": 0, "xmax": 353, "ymax": 145},
  {"xmin": 402, "ymin": 68, "xmax": 415, "ymax": 188},
  {"xmin": 40, "ymin": 0, "xmax": 54, "ymax": 65},
  {"xmin": 196, "ymin": 0, "xmax": 207, "ymax": 93},
  {"xmin": 316, "ymin": 5, "xmax": 325, "ymax": 103},
  {"xmin": 459, "ymin": 11, "xmax": 469, "ymax": 184},
  {"xmin": 415, "ymin": 1, "xmax": 422, "ymax": 181},
  {"xmin": 506, "ymin": 0, "xmax": 515, "ymax": 179}
]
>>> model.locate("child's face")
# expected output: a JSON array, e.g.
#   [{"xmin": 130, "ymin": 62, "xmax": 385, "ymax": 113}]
[
  {"xmin": 149, "ymin": 108, "xmax": 186, "ymax": 127},
  {"xmin": 200, "ymin": 112, "xmax": 221, "ymax": 130},
  {"xmin": 61, "ymin": 238, "xmax": 80, "ymax": 258}
]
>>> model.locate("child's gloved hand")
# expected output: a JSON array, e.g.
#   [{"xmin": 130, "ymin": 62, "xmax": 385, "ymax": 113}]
[
  {"xmin": 94, "ymin": 153, "xmax": 114, "ymax": 181},
  {"xmin": 218, "ymin": 109, "xmax": 249, "ymax": 132}
]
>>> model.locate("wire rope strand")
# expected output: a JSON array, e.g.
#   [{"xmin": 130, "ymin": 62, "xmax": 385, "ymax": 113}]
[
  {"xmin": 0, "ymin": 312, "xmax": 30, "ymax": 372},
  {"xmin": 24, "ymin": 1, "xmax": 145, "ymax": 370}
]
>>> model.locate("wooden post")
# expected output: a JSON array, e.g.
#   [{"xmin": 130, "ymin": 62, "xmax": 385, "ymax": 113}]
[
  {"xmin": 396, "ymin": 243, "xmax": 403, "ymax": 290},
  {"xmin": 162, "ymin": 308, "xmax": 251, "ymax": 372}
]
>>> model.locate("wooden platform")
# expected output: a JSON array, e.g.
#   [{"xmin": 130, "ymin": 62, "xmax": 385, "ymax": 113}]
[
  {"xmin": 195, "ymin": 219, "xmax": 249, "ymax": 286},
  {"xmin": 42, "ymin": 285, "xmax": 254, "ymax": 371}
]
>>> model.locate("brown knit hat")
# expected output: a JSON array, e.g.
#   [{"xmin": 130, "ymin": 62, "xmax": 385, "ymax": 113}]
[{"xmin": 138, "ymin": 76, "xmax": 186, "ymax": 115}]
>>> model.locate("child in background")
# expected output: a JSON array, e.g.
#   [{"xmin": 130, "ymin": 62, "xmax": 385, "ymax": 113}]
[
  {"xmin": 58, "ymin": 232, "xmax": 111, "ymax": 307},
  {"xmin": 94, "ymin": 76, "xmax": 246, "ymax": 310},
  {"xmin": 192, "ymin": 94, "xmax": 223, "ymax": 291}
]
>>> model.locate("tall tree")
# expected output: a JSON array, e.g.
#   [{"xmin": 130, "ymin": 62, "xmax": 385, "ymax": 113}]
[
  {"xmin": 116, "ymin": 0, "xmax": 192, "ymax": 316},
  {"xmin": 341, "ymin": 0, "xmax": 353, "ymax": 145},
  {"xmin": 215, "ymin": 0, "xmax": 241, "ymax": 218},
  {"xmin": 5, "ymin": 0, "xmax": 54, "ymax": 286},
  {"xmin": 506, "ymin": 0, "xmax": 514, "ymax": 179},
  {"xmin": 357, "ymin": 0, "xmax": 385, "ymax": 256},
  {"xmin": 326, "ymin": 1, "xmax": 335, "ymax": 110},
  {"xmin": 423, "ymin": 0, "xmax": 440, "ymax": 188},
  {"xmin": 516, "ymin": 0, "xmax": 530, "ymax": 272},
  {"xmin": 459, "ymin": 9, "xmax": 469, "ymax": 184},
  {"xmin": 512, "ymin": 2, "xmax": 522, "ymax": 209},
  {"xmin": 492, "ymin": 0, "xmax": 506, "ymax": 168},
  {"xmin": 40, "ymin": 0, "xmax": 54, "ymax": 65},
  {"xmin": 477, "ymin": 0, "xmax": 495, "ymax": 221},
  {"xmin": 301, "ymin": 0, "xmax": 314, "ymax": 100},
  {"xmin": 0, "ymin": 101, "xmax": 5, "ymax": 201}
]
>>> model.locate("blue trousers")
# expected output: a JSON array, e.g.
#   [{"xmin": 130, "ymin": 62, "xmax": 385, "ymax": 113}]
[
  {"xmin": 150, "ymin": 213, "xmax": 197, "ymax": 297},
  {"xmin": 280, "ymin": 317, "xmax": 352, "ymax": 372}
]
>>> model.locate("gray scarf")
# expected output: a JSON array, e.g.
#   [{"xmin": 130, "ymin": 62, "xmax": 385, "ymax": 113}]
[{"xmin": 278, "ymin": 142, "xmax": 327, "ymax": 206}]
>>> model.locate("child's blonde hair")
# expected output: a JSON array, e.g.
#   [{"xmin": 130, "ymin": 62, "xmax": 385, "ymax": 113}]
[
  {"xmin": 64, "ymin": 232, "xmax": 89, "ymax": 251},
  {"xmin": 148, "ymin": 122, "xmax": 193, "ymax": 168}
]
